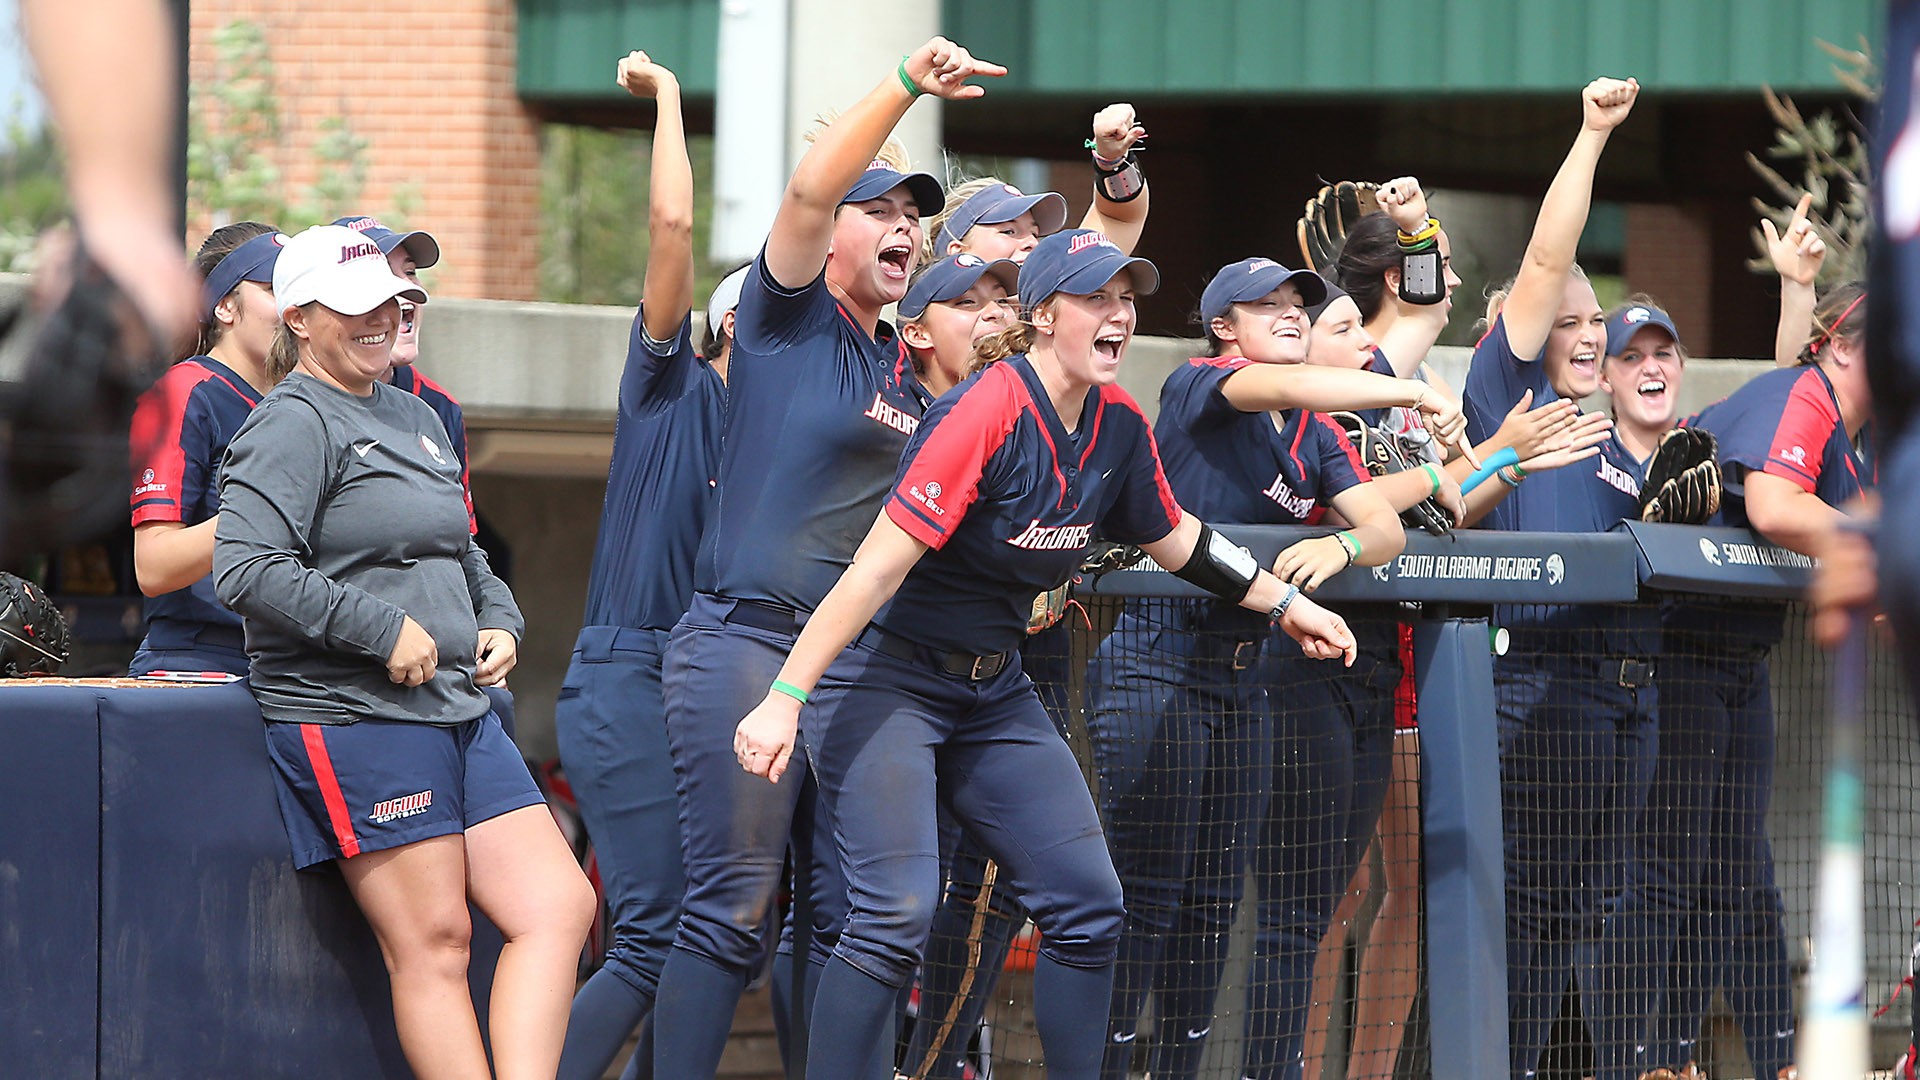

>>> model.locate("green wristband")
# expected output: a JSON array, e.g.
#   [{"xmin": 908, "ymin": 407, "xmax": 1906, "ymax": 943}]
[
  {"xmin": 1421, "ymin": 462, "xmax": 1443, "ymax": 498},
  {"xmin": 770, "ymin": 679, "xmax": 809, "ymax": 705},
  {"xmin": 897, "ymin": 57, "xmax": 923, "ymax": 98},
  {"xmin": 1336, "ymin": 530, "xmax": 1361, "ymax": 565}
]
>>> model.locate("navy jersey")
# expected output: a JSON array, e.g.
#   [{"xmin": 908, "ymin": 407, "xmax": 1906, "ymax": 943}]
[
  {"xmin": 696, "ymin": 251, "xmax": 931, "ymax": 612},
  {"xmin": 1688, "ymin": 364, "xmax": 1876, "ymax": 526},
  {"xmin": 1464, "ymin": 315, "xmax": 1653, "ymax": 649},
  {"xmin": 1155, "ymin": 356, "xmax": 1369, "ymax": 525},
  {"xmin": 581, "ymin": 308, "xmax": 726, "ymax": 630},
  {"xmin": 128, "ymin": 357, "xmax": 263, "ymax": 635},
  {"xmin": 389, "ymin": 363, "xmax": 476, "ymax": 535},
  {"xmin": 881, "ymin": 355, "xmax": 1183, "ymax": 653}
]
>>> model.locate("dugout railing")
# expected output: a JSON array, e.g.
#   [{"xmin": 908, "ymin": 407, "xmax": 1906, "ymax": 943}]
[{"xmin": 887, "ymin": 523, "xmax": 1917, "ymax": 1080}]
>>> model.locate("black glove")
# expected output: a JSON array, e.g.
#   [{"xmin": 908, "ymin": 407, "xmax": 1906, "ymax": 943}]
[
  {"xmin": 1638, "ymin": 427, "xmax": 1722, "ymax": 525},
  {"xmin": 0, "ymin": 241, "xmax": 171, "ymax": 560},
  {"xmin": 0, "ymin": 571, "xmax": 70, "ymax": 677}
]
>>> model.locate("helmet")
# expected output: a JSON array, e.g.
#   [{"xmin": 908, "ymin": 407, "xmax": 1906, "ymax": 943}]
[{"xmin": 0, "ymin": 571, "xmax": 70, "ymax": 677}]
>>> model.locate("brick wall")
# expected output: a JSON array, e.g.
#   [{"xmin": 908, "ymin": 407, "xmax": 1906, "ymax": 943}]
[
  {"xmin": 1623, "ymin": 202, "xmax": 1715, "ymax": 356},
  {"xmin": 188, "ymin": 2, "xmax": 541, "ymax": 300}
]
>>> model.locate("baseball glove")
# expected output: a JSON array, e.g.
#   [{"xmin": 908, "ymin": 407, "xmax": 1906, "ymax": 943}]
[
  {"xmin": 0, "ymin": 241, "xmax": 171, "ymax": 561},
  {"xmin": 1638, "ymin": 426, "xmax": 1722, "ymax": 525},
  {"xmin": 1330, "ymin": 412, "xmax": 1452, "ymax": 536},
  {"xmin": 0, "ymin": 571, "xmax": 70, "ymax": 677},
  {"xmin": 1297, "ymin": 180, "xmax": 1382, "ymax": 277},
  {"xmin": 1028, "ymin": 584, "xmax": 1070, "ymax": 635},
  {"xmin": 1080, "ymin": 541, "xmax": 1144, "ymax": 577}
]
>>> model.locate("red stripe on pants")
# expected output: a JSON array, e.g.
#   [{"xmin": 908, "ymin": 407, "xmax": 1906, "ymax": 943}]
[{"xmin": 301, "ymin": 724, "xmax": 362, "ymax": 859}]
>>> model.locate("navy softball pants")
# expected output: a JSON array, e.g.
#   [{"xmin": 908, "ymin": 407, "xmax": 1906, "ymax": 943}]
[
  {"xmin": 903, "ymin": 621, "xmax": 1077, "ymax": 1079},
  {"xmin": 553, "ymin": 626, "xmax": 680, "ymax": 1080},
  {"xmin": 1240, "ymin": 627, "xmax": 1398, "ymax": 1080},
  {"xmin": 1594, "ymin": 640, "xmax": 1790, "ymax": 1078},
  {"xmin": 1084, "ymin": 599, "xmax": 1272, "ymax": 1080},
  {"xmin": 803, "ymin": 635, "xmax": 1125, "ymax": 1080},
  {"xmin": 651, "ymin": 594, "xmax": 854, "ymax": 1080},
  {"xmin": 1496, "ymin": 650, "xmax": 1656, "ymax": 1080}
]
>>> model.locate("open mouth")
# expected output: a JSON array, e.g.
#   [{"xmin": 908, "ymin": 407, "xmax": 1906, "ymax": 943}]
[
  {"xmin": 1637, "ymin": 378, "xmax": 1667, "ymax": 399},
  {"xmin": 1569, "ymin": 350, "xmax": 1598, "ymax": 380},
  {"xmin": 399, "ymin": 303, "xmax": 416, "ymax": 335},
  {"xmin": 1094, "ymin": 333, "xmax": 1125, "ymax": 362},
  {"xmin": 878, "ymin": 243, "xmax": 913, "ymax": 279}
]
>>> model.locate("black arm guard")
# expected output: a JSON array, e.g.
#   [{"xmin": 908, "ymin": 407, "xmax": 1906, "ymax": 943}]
[{"xmin": 1170, "ymin": 523, "xmax": 1258, "ymax": 603}]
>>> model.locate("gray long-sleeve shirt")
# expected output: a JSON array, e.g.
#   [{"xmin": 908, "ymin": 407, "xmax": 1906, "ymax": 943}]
[{"xmin": 214, "ymin": 372, "xmax": 522, "ymax": 726}]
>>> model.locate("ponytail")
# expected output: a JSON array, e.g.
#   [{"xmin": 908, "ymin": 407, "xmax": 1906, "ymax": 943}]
[
  {"xmin": 1800, "ymin": 281, "xmax": 1867, "ymax": 365},
  {"xmin": 265, "ymin": 318, "xmax": 303, "ymax": 384}
]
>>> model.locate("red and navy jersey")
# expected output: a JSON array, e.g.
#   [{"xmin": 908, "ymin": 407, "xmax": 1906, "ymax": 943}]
[
  {"xmin": 388, "ymin": 364, "xmax": 476, "ymax": 535},
  {"xmin": 1687, "ymin": 363, "xmax": 1876, "ymax": 526},
  {"xmin": 128, "ymin": 356, "xmax": 264, "ymax": 635},
  {"xmin": 1153, "ymin": 356, "xmax": 1369, "ymax": 525},
  {"xmin": 879, "ymin": 354, "xmax": 1183, "ymax": 654},
  {"xmin": 581, "ymin": 308, "xmax": 726, "ymax": 630},
  {"xmin": 695, "ymin": 250, "xmax": 931, "ymax": 612},
  {"xmin": 1464, "ymin": 315, "xmax": 1654, "ymax": 651}
]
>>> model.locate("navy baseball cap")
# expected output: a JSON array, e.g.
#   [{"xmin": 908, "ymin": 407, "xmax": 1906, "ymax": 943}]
[
  {"xmin": 1200, "ymin": 257, "xmax": 1328, "ymax": 324},
  {"xmin": 842, "ymin": 161, "xmax": 944, "ymax": 217},
  {"xmin": 1017, "ymin": 229, "xmax": 1160, "ymax": 308},
  {"xmin": 200, "ymin": 231, "xmax": 287, "ymax": 324},
  {"xmin": 899, "ymin": 253, "xmax": 1020, "ymax": 320},
  {"xmin": 935, "ymin": 184, "xmax": 1069, "ymax": 251},
  {"xmin": 331, "ymin": 215, "xmax": 441, "ymax": 270},
  {"xmin": 1605, "ymin": 302, "xmax": 1681, "ymax": 356}
]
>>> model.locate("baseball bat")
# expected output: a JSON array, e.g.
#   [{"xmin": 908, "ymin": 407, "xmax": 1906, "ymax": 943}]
[{"xmin": 1797, "ymin": 608, "xmax": 1870, "ymax": 1079}]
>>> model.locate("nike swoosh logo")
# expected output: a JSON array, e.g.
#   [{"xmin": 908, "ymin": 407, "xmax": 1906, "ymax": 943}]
[
  {"xmin": 353, "ymin": 440, "xmax": 379, "ymax": 458},
  {"xmin": 1185, "ymin": 1026, "xmax": 1211, "ymax": 1040},
  {"xmin": 1110, "ymin": 1031, "xmax": 1136, "ymax": 1043}
]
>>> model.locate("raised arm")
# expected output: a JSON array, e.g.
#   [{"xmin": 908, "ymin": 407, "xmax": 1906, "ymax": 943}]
[
  {"xmin": 1079, "ymin": 103, "xmax": 1150, "ymax": 255},
  {"xmin": 1501, "ymin": 77, "xmax": 1639, "ymax": 362},
  {"xmin": 1763, "ymin": 192, "xmax": 1826, "ymax": 368},
  {"xmin": 21, "ymin": 0, "xmax": 196, "ymax": 340},
  {"xmin": 620, "ymin": 50, "xmax": 697, "ymax": 343},
  {"xmin": 1370, "ymin": 178, "xmax": 1452, "ymax": 377},
  {"xmin": 763, "ymin": 37, "xmax": 1004, "ymax": 290}
]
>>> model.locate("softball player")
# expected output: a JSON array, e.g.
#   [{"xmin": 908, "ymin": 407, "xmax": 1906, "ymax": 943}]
[
  {"xmin": 550, "ymin": 53, "xmax": 724, "ymax": 1080},
  {"xmin": 648, "ymin": 38, "xmax": 997, "ymax": 1080},
  {"xmin": 213, "ymin": 224, "xmax": 595, "ymax": 1080},
  {"xmin": 1626, "ymin": 284, "xmax": 1871, "ymax": 1079},
  {"xmin": 1457, "ymin": 76, "xmax": 1651, "ymax": 1080},
  {"xmin": 906, "ymin": 107, "xmax": 1149, "ymax": 1077},
  {"xmin": 1087, "ymin": 257, "xmax": 1459, "ymax": 1080},
  {"xmin": 127, "ymin": 222, "xmax": 284, "ymax": 676},
  {"xmin": 732, "ymin": 228, "xmax": 1358, "ymax": 1080}
]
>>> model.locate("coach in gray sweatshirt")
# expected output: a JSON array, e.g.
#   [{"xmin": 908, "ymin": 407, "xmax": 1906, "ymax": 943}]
[{"xmin": 214, "ymin": 227, "xmax": 521, "ymax": 726}]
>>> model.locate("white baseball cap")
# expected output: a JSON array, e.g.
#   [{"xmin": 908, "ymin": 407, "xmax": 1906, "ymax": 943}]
[{"xmin": 273, "ymin": 224, "xmax": 429, "ymax": 317}]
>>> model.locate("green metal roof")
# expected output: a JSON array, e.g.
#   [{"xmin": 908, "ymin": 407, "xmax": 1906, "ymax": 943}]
[{"xmin": 518, "ymin": 0, "xmax": 1881, "ymax": 102}]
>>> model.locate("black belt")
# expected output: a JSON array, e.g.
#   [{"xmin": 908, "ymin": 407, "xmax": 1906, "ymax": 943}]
[
  {"xmin": 722, "ymin": 598, "xmax": 805, "ymax": 635},
  {"xmin": 857, "ymin": 626, "xmax": 1012, "ymax": 682}
]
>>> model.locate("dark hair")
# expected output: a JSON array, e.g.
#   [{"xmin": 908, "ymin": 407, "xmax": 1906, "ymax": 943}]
[
  {"xmin": 189, "ymin": 220, "xmax": 278, "ymax": 359},
  {"xmin": 699, "ymin": 261, "xmax": 753, "ymax": 361},
  {"xmin": 1332, "ymin": 213, "xmax": 1400, "ymax": 323},
  {"xmin": 1801, "ymin": 281, "xmax": 1867, "ymax": 365}
]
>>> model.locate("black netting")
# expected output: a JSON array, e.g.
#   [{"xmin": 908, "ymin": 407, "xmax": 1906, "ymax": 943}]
[{"xmin": 893, "ymin": 589, "xmax": 1919, "ymax": 1080}]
